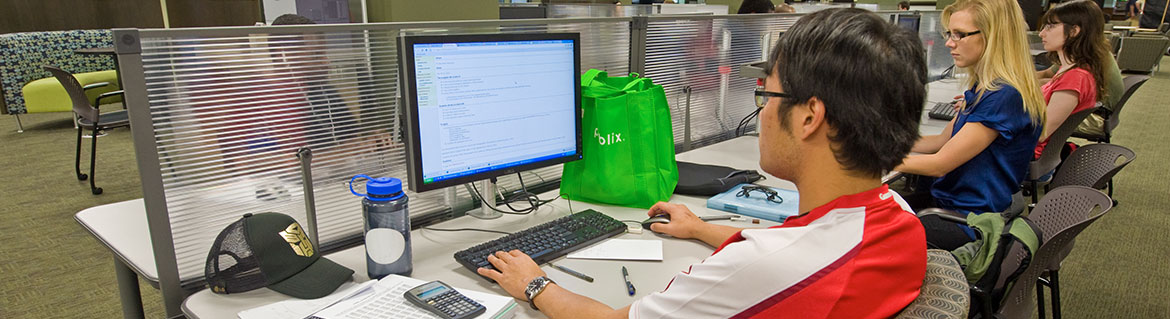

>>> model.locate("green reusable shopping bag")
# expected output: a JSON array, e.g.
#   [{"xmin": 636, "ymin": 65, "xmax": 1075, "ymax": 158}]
[{"xmin": 560, "ymin": 69, "xmax": 678, "ymax": 209}]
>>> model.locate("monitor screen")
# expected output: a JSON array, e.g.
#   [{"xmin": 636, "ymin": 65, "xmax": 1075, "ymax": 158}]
[
  {"xmin": 400, "ymin": 33, "xmax": 583, "ymax": 193},
  {"xmin": 895, "ymin": 14, "xmax": 921, "ymax": 33}
]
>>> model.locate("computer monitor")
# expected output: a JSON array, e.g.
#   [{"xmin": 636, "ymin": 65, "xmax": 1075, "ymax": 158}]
[
  {"xmin": 399, "ymin": 33, "xmax": 583, "ymax": 196},
  {"xmin": 893, "ymin": 14, "xmax": 921, "ymax": 33}
]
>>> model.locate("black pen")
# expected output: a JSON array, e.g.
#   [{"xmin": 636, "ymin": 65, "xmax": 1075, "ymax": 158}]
[
  {"xmin": 622, "ymin": 266, "xmax": 636, "ymax": 296},
  {"xmin": 553, "ymin": 264, "xmax": 594, "ymax": 282}
]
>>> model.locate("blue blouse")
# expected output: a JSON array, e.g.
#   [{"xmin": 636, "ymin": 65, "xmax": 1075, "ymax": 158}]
[{"xmin": 930, "ymin": 83, "xmax": 1041, "ymax": 213}]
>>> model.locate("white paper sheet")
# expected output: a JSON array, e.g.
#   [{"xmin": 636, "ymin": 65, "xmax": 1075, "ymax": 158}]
[
  {"xmin": 238, "ymin": 275, "xmax": 517, "ymax": 319},
  {"xmin": 565, "ymin": 239, "xmax": 663, "ymax": 261}
]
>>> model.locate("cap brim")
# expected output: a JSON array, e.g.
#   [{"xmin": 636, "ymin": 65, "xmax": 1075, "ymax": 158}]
[{"xmin": 267, "ymin": 257, "xmax": 355, "ymax": 299}]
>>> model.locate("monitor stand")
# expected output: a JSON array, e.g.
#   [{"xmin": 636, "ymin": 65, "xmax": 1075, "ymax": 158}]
[{"xmin": 469, "ymin": 179, "xmax": 503, "ymax": 220}]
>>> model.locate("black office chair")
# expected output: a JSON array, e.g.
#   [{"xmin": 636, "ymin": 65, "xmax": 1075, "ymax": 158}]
[
  {"xmin": 44, "ymin": 65, "xmax": 130, "ymax": 195},
  {"xmin": 1071, "ymin": 75, "xmax": 1149, "ymax": 144},
  {"xmin": 1024, "ymin": 108, "xmax": 1093, "ymax": 204}
]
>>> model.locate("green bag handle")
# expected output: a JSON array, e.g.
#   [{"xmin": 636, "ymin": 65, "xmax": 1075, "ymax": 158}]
[
  {"xmin": 581, "ymin": 69, "xmax": 653, "ymax": 98},
  {"xmin": 581, "ymin": 69, "xmax": 609, "ymax": 87}
]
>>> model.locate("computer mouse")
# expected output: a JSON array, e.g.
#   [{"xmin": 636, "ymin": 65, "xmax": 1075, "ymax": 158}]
[{"xmin": 641, "ymin": 214, "xmax": 671, "ymax": 231}]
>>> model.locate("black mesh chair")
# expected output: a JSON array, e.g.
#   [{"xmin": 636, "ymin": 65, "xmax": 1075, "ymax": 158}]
[
  {"xmin": 997, "ymin": 186, "xmax": 1112, "ymax": 319},
  {"xmin": 1047, "ymin": 143, "xmax": 1136, "ymax": 200},
  {"xmin": 921, "ymin": 186, "xmax": 1112, "ymax": 318},
  {"xmin": 43, "ymin": 65, "xmax": 130, "ymax": 195},
  {"xmin": 894, "ymin": 249, "xmax": 970, "ymax": 319},
  {"xmin": 1025, "ymin": 108, "xmax": 1094, "ymax": 204},
  {"xmin": 1071, "ymin": 75, "xmax": 1149, "ymax": 144},
  {"xmin": 1031, "ymin": 144, "xmax": 1134, "ymax": 319}
]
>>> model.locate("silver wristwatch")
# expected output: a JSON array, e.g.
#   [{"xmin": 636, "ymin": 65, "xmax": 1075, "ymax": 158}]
[{"xmin": 524, "ymin": 276, "xmax": 556, "ymax": 310}]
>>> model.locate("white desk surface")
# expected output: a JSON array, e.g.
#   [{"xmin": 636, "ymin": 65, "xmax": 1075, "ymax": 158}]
[
  {"xmin": 75, "ymin": 198, "xmax": 159, "ymax": 282},
  {"xmin": 76, "ymin": 80, "xmax": 963, "ymax": 319},
  {"xmin": 182, "ymin": 136, "xmax": 791, "ymax": 319}
]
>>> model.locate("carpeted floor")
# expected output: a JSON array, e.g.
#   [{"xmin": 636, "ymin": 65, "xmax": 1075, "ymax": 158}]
[{"xmin": 0, "ymin": 57, "xmax": 1167, "ymax": 318}]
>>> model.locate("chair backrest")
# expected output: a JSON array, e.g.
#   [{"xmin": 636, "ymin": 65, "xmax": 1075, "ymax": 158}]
[
  {"xmin": 1030, "ymin": 108, "xmax": 1094, "ymax": 180},
  {"xmin": 1105, "ymin": 32, "xmax": 1121, "ymax": 54},
  {"xmin": 1103, "ymin": 75, "xmax": 1150, "ymax": 134},
  {"xmin": 895, "ymin": 249, "xmax": 970, "ymax": 319},
  {"xmin": 41, "ymin": 65, "xmax": 98, "ymax": 122},
  {"xmin": 995, "ymin": 186, "xmax": 1113, "ymax": 319},
  {"xmin": 1049, "ymin": 143, "xmax": 1136, "ymax": 190},
  {"xmin": 1116, "ymin": 36, "xmax": 1170, "ymax": 72}
]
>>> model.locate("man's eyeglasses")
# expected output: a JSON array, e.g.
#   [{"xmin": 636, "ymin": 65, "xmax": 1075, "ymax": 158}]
[
  {"xmin": 941, "ymin": 30, "xmax": 982, "ymax": 41},
  {"xmin": 754, "ymin": 89, "xmax": 793, "ymax": 108},
  {"xmin": 736, "ymin": 185, "xmax": 784, "ymax": 204}
]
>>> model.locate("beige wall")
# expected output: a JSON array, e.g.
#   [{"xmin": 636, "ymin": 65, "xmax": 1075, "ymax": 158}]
[{"xmin": 367, "ymin": 0, "xmax": 498, "ymax": 22}]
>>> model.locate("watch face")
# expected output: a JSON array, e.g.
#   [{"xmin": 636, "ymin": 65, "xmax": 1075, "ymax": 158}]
[{"xmin": 526, "ymin": 277, "xmax": 550, "ymax": 298}]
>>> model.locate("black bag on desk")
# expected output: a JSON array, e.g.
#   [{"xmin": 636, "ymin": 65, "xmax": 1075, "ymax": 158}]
[{"xmin": 674, "ymin": 161, "xmax": 764, "ymax": 196}]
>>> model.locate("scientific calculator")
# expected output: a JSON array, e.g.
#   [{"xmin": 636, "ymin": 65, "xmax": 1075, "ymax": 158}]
[{"xmin": 404, "ymin": 281, "xmax": 487, "ymax": 319}]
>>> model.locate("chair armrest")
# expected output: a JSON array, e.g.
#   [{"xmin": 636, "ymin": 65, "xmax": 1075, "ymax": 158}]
[
  {"xmin": 82, "ymin": 82, "xmax": 111, "ymax": 91},
  {"xmin": 95, "ymin": 90, "xmax": 124, "ymax": 108},
  {"xmin": 916, "ymin": 207, "xmax": 968, "ymax": 223}
]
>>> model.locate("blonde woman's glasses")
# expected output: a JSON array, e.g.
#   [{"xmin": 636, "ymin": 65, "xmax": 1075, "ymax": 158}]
[{"xmin": 941, "ymin": 30, "xmax": 982, "ymax": 41}]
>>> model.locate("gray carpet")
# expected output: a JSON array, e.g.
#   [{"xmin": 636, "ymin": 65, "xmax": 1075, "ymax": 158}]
[{"xmin": 0, "ymin": 58, "xmax": 1167, "ymax": 318}]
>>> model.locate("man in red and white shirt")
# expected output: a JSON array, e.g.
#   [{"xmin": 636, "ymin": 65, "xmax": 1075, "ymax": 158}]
[{"xmin": 478, "ymin": 8, "xmax": 929, "ymax": 318}]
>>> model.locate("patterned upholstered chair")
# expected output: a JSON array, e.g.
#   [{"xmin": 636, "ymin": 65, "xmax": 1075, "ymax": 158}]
[
  {"xmin": 0, "ymin": 30, "xmax": 120, "ymax": 132},
  {"xmin": 895, "ymin": 249, "xmax": 970, "ymax": 319}
]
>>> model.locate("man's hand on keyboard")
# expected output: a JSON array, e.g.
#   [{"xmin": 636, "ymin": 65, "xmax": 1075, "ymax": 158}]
[{"xmin": 478, "ymin": 250, "xmax": 547, "ymax": 301}]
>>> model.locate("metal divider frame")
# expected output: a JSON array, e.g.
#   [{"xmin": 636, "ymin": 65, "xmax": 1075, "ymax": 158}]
[{"xmin": 114, "ymin": 17, "xmax": 635, "ymax": 317}]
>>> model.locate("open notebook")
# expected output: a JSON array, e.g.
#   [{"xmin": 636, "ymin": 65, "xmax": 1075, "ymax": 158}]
[{"xmin": 238, "ymin": 275, "xmax": 518, "ymax": 319}]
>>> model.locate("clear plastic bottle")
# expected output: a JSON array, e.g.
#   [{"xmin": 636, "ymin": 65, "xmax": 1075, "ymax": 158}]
[{"xmin": 350, "ymin": 175, "xmax": 411, "ymax": 279}]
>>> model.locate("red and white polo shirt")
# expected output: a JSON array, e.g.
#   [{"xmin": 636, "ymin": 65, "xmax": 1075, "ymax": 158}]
[{"xmin": 629, "ymin": 185, "xmax": 927, "ymax": 318}]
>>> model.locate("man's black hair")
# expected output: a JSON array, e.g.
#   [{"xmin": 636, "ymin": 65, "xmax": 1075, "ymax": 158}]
[
  {"xmin": 898, "ymin": 1, "xmax": 911, "ymax": 9},
  {"xmin": 738, "ymin": 0, "xmax": 775, "ymax": 14},
  {"xmin": 272, "ymin": 14, "xmax": 316, "ymax": 25},
  {"xmin": 764, "ymin": 8, "xmax": 926, "ymax": 178}
]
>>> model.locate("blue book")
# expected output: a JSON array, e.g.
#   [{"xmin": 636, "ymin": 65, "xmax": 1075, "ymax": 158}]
[{"xmin": 706, "ymin": 184, "xmax": 799, "ymax": 222}]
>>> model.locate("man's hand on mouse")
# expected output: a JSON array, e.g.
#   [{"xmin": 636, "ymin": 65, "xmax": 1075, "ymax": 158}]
[{"xmin": 646, "ymin": 202, "xmax": 706, "ymax": 239}]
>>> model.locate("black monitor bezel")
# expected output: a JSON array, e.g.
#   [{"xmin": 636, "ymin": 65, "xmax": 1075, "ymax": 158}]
[
  {"xmin": 894, "ymin": 13, "xmax": 922, "ymax": 33},
  {"xmin": 399, "ymin": 32, "xmax": 584, "ymax": 193}
]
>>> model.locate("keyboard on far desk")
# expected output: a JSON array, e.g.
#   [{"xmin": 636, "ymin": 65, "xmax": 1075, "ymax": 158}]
[
  {"xmin": 454, "ymin": 209, "xmax": 626, "ymax": 279},
  {"xmin": 928, "ymin": 101, "xmax": 958, "ymax": 121}
]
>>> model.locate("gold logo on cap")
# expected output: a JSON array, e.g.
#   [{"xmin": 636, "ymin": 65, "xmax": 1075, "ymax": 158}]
[{"xmin": 279, "ymin": 223, "xmax": 314, "ymax": 257}]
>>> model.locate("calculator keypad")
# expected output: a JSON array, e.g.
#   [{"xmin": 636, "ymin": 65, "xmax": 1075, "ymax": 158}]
[{"xmin": 431, "ymin": 291, "xmax": 483, "ymax": 319}]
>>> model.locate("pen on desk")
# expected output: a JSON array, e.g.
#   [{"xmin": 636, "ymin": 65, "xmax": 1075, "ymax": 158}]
[
  {"xmin": 553, "ymin": 264, "xmax": 594, "ymax": 282},
  {"xmin": 622, "ymin": 266, "xmax": 636, "ymax": 296}
]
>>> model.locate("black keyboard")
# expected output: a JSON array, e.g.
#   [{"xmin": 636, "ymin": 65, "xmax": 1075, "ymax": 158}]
[
  {"xmin": 454, "ymin": 209, "xmax": 626, "ymax": 278},
  {"xmin": 928, "ymin": 101, "xmax": 958, "ymax": 121}
]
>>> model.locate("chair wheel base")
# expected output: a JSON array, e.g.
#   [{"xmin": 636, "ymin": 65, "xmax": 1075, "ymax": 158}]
[
  {"xmin": 92, "ymin": 188, "xmax": 103, "ymax": 195},
  {"xmin": 78, "ymin": 173, "xmax": 88, "ymax": 181}
]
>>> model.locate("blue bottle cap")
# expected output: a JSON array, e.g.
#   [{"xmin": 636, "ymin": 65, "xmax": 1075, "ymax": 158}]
[{"xmin": 350, "ymin": 175, "xmax": 404, "ymax": 201}]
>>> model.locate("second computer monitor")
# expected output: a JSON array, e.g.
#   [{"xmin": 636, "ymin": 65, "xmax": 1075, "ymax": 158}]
[
  {"xmin": 894, "ymin": 14, "xmax": 921, "ymax": 33},
  {"xmin": 400, "ymin": 33, "xmax": 583, "ymax": 193}
]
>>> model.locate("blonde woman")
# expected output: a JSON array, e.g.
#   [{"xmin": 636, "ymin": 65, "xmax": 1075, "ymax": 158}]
[{"xmin": 895, "ymin": 0, "xmax": 1046, "ymax": 249}]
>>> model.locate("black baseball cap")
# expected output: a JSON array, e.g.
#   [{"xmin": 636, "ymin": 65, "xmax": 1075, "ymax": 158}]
[{"xmin": 205, "ymin": 212, "xmax": 354, "ymax": 299}]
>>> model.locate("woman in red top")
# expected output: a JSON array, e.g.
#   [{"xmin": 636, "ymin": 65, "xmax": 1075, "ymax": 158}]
[{"xmin": 1033, "ymin": 0, "xmax": 1113, "ymax": 158}]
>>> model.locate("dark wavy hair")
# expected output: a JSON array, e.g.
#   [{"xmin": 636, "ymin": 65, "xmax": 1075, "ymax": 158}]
[
  {"xmin": 738, "ymin": 0, "xmax": 775, "ymax": 14},
  {"xmin": 1042, "ymin": 0, "xmax": 1111, "ymax": 102},
  {"xmin": 764, "ymin": 8, "xmax": 927, "ymax": 177}
]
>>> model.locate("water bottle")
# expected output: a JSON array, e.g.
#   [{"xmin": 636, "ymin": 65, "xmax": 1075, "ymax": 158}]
[{"xmin": 350, "ymin": 175, "xmax": 411, "ymax": 279}]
